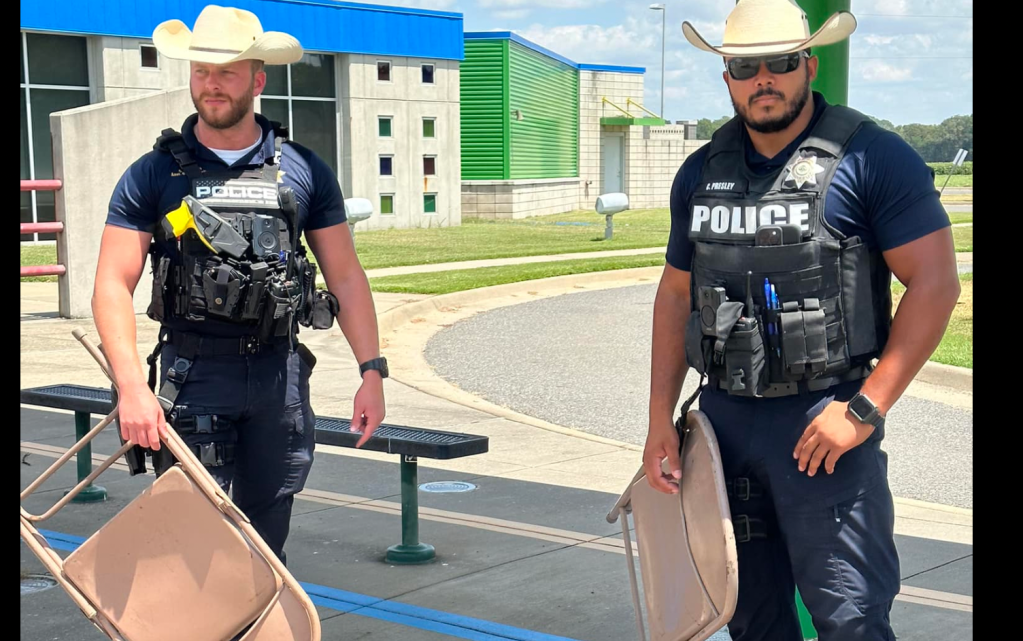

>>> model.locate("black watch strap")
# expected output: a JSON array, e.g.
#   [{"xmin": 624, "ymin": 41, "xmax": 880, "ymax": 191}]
[{"xmin": 359, "ymin": 357, "xmax": 388, "ymax": 379}]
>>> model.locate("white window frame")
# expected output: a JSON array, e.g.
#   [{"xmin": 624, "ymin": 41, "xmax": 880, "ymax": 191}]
[
  {"xmin": 380, "ymin": 193, "xmax": 396, "ymax": 216},
  {"xmin": 421, "ymin": 63, "xmax": 435, "ymax": 84},
  {"xmin": 139, "ymin": 43, "xmax": 160, "ymax": 70},
  {"xmin": 423, "ymin": 192, "xmax": 438, "ymax": 215},
  {"xmin": 423, "ymin": 155, "xmax": 437, "ymax": 176},
  {"xmin": 422, "ymin": 117, "xmax": 436, "ymax": 138},
  {"xmin": 376, "ymin": 60, "xmax": 392, "ymax": 83}
]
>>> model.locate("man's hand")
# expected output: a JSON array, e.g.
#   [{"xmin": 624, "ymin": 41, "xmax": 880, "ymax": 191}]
[
  {"xmin": 643, "ymin": 419, "xmax": 682, "ymax": 494},
  {"xmin": 117, "ymin": 381, "xmax": 170, "ymax": 450},
  {"xmin": 351, "ymin": 373, "xmax": 386, "ymax": 448},
  {"xmin": 793, "ymin": 401, "xmax": 875, "ymax": 476}
]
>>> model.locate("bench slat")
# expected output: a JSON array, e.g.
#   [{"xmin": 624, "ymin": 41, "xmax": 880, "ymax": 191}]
[
  {"xmin": 314, "ymin": 417, "xmax": 488, "ymax": 460},
  {"xmin": 21, "ymin": 385, "xmax": 488, "ymax": 460},
  {"xmin": 20, "ymin": 384, "xmax": 114, "ymax": 415}
]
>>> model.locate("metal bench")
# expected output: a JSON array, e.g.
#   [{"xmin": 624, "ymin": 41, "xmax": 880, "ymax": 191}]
[{"xmin": 21, "ymin": 383, "xmax": 489, "ymax": 564}]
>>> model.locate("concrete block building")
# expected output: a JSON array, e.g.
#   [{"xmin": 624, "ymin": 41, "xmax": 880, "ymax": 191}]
[{"xmin": 20, "ymin": 0, "xmax": 465, "ymax": 241}]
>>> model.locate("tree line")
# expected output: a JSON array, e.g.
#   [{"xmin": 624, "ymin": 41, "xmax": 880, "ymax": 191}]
[{"xmin": 694, "ymin": 114, "xmax": 972, "ymax": 164}]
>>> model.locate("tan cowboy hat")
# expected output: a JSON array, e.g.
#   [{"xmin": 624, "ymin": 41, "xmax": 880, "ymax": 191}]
[
  {"xmin": 682, "ymin": 0, "xmax": 856, "ymax": 57},
  {"xmin": 153, "ymin": 4, "xmax": 303, "ymax": 65}
]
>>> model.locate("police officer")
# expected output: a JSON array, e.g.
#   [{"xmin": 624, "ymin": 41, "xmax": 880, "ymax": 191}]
[
  {"xmin": 93, "ymin": 5, "xmax": 387, "ymax": 564},
  {"xmin": 644, "ymin": 1, "xmax": 959, "ymax": 639}
]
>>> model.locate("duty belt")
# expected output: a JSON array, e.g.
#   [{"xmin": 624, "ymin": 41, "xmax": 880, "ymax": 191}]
[
  {"xmin": 164, "ymin": 329, "xmax": 290, "ymax": 357},
  {"xmin": 145, "ymin": 328, "xmax": 292, "ymax": 413},
  {"xmin": 712, "ymin": 365, "xmax": 871, "ymax": 398}
]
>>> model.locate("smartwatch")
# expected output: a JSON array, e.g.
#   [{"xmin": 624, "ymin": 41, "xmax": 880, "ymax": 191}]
[
  {"xmin": 848, "ymin": 392, "xmax": 884, "ymax": 428},
  {"xmin": 359, "ymin": 357, "xmax": 389, "ymax": 379}
]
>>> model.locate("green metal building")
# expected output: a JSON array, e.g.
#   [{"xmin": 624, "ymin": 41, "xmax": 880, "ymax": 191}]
[
  {"xmin": 461, "ymin": 32, "xmax": 686, "ymax": 219},
  {"xmin": 461, "ymin": 33, "xmax": 579, "ymax": 180}
]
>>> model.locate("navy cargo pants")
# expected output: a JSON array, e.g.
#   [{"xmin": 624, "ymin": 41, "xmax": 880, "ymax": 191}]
[
  {"xmin": 156, "ymin": 338, "xmax": 317, "ymax": 565},
  {"xmin": 698, "ymin": 380, "xmax": 900, "ymax": 641}
]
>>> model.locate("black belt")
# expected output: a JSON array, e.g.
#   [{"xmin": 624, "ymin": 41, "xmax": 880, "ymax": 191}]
[
  {"xmin": 165, "ymin": 329, "xmax": 290, "ymax": 357},
  {"xmin": 714, "ymin": 365, "xmax": 870, "ymax": 398}
]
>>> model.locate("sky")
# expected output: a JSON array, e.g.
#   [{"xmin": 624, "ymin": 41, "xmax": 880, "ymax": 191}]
[{"xmin": 370, "ymin": 0, "xmax": 973, "ymax": 126}]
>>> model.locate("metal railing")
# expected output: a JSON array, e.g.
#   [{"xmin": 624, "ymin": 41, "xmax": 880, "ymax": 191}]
[{"xmin": 21, "ymin": 179, "xmax": 65, "ymax": 277}]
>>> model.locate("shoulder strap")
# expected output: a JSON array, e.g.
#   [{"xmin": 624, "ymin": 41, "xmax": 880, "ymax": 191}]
[
  {"xmin": 154, "ymin": 128, "xmax": 203, "ymax": 179},
  {"xmin": 801, "ymin": 104, "xmax": 871, "ymax": 158},
  {"xmin": 269, "ymin": 120, "xmax": 289, "ymax": 166}
]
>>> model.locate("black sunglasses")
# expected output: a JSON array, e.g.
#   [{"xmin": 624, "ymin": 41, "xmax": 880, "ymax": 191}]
[{"xmin": 726, "ymin": 51, "xmax": 807, "ymax": 81}]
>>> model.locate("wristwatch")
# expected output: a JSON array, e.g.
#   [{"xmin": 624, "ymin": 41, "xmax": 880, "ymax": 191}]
[
  {"xmin": 359, "ymin": 357, "xmax": 389, "ymax": 379},
  {"xmin": 848, "ymin": 393, "xmax": 884, "ymax": 428}
]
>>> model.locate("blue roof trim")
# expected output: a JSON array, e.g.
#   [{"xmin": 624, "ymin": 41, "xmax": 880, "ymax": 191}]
[
  {"xmin": 313, "ymin": 1, "xmax": 461, "ymax": 19},
  {"xmin": 464, "ymin": 31, "xmax": 643, "ymax": 74},
  {"xmin": 578, "ymin": 64, "xmax": 645, "ymax": 74},
  {"xmin": 21, "ymin": 0, "xmax": 464, "ymax": 60}
]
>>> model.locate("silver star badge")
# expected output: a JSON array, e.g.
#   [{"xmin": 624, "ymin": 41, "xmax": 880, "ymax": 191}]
[{"xmin": 783, "ymin": 155, "xmax": 826, "ymax": 189}]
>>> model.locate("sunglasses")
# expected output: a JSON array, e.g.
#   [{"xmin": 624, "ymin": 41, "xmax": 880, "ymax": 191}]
[{"xmin": 726, "ymin": 51, "xmax": 807, "ymax": 81}]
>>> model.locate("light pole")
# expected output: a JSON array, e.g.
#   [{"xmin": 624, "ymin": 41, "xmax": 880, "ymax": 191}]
[{"xmin": 649, "ymin": 4, "xmax": 665, "ymax": 118}]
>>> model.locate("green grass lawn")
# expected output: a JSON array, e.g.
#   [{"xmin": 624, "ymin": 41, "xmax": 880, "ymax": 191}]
[
  {"xmin": 20, "ymin": 245, "xmax": 59, "ymax": 283},
  {"xmin": 953, "ymin": 226, "xmax": 972, "ymax": 252},
  {"xmin": 934, "ymin": 174, "xmax": 972, "ymax": 189},
  {"xmin": 892, "ymin": 273, "xmax": 972, "ymax": 368},
  {"xmin": 367, "ymin": 254, "xmax": 664, "ymax": 294},
  {"xmin": 340, "ymin": 208, "xmax": 671, "ymax": 270}
]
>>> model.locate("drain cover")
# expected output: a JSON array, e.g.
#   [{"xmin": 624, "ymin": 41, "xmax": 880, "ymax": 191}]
[
  {"xmin": 21, "ymin": 574, "xmax": 57, "ymax": 595},
  {"xmin": 419, "ymin": 481, "xmax": 477, "ymax": 493}
]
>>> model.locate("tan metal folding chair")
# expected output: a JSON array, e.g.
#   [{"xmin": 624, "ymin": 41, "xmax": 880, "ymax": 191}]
[
  {"xmin": 607, "ymin": 410, "xmax": 738, "ymax": 641},
  {"xmin": 20, "ymin": 328, "xmax": 322, "ymax": 641}
]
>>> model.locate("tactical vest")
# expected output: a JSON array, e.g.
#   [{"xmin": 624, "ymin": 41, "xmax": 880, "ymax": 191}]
[
  {"xmin": 684, "ymin": 104, "xmax": 892, "ymax": 398},
  {"xmin": 146, "ymin": 123, "xmax": 339, "ymax": 346}
]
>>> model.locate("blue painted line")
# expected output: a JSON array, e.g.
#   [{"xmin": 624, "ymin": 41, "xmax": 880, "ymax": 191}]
[{"xmin": 25, "ymin": 529, "xmax": 587, "ymax": 641}]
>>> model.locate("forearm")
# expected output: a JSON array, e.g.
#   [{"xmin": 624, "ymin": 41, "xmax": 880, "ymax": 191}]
[
  {"xmin": 860, "ymin": 275, "xmax": 960, "ymax": 415},
  {"xmin": 649, "ymin": 282, "xmax": 691, "ymax": 427},
  {"xmin": 330, "ymin": 268, "xmax": 381, "ymax": 365},
  {"xmin": 92, "ymin": 278, "xmax": 148, "ymax": 392}
]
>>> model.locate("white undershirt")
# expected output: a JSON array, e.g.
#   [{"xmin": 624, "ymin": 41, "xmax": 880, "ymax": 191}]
[{"xmin": 206, "ymin": 135, "xmax": 263, "ymax": 166}]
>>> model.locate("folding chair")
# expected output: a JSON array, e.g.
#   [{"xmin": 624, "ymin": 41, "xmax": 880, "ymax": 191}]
[
  {"xmin": 606, "ymin": 410, "xmax": 738, "ymax": 641},
  {"xmin": 20, "ymin": 328, "xmax": 322, "ymax": 641}
]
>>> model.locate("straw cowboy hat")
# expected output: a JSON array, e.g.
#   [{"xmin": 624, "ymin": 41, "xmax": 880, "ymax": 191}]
[
  {"xmin": 152, "ymin": 4, "xmax": 303, "ymax": 65},
  {"xmin": 682, "ymin": 0, "xmax": 856, "ymax": 57}
]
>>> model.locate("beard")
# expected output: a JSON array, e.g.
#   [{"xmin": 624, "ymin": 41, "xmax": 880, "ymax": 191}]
[
  {"xmin": 192, "ymin": 85, "xmax": 254, "ymax": 130},
  {"xmin": 731, "ymin": 67, "xmax": 811, "ymax": 134}
]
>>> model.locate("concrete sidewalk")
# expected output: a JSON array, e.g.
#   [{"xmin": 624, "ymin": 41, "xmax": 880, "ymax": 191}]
[{"xmin": 20, "ymin": 271, "xmax": 972, "ymax": 640}]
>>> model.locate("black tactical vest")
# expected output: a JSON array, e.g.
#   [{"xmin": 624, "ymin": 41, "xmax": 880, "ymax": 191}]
[
  {"xmin": 146, "ymin": 124, "xmax": 338, "ymax": 344},
  {"xmin": 684, "ymin": 104, "xmax": 892, "ymax": 398}
]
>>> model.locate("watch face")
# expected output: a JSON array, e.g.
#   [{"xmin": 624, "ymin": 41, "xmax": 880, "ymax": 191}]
[{"xmin": 849, "ymin": 395, "xmax": 873, "ymax": 420}]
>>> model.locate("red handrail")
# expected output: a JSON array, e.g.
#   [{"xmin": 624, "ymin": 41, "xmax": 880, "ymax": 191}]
[
  {"xmin": 20, "ymin": 179, "xmax": 66, "ymax": 278},
  {"xmin": 21, "ymin": 179, "xmax": 62, "ymax": 192}
]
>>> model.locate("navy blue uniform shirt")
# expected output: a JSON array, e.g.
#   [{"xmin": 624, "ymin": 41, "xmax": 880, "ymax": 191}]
[
  {"xmin": 106, "ymin": 112, "xmax": 346, "ymax": 237},
  {"xmin": 666, "ymin": 93, "xmax": 950, "ymax": 271}
]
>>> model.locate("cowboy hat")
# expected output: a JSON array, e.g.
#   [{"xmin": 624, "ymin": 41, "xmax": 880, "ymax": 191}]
[
  {"xmin": 682, "ymin": 0, "xmax": 856, "ymax": 57},
  {"xmin": 152, "ymin": 5, "xmax": 303, "ymax": 65}
]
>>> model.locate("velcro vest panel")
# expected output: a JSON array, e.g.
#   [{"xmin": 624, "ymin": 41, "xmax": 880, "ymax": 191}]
[
  {"xmin": 147, "ymin": 125, "xmax": 311, "ymax": 342},
  {"xmin": 685, "ymin": 105, "xmax": 892, "ymax": 396}
]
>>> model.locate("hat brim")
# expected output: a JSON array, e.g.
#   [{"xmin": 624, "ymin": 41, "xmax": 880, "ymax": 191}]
[
  {"xmin": 682, "ymin": 11, "xmax": 856, "ymax": 57},
  {"xmin": 152, "ymin": 19, "xmax": 304, "ymax": 65}
]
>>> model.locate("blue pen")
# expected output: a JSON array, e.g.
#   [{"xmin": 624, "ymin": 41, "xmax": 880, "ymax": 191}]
[
  {"xmin": 763, "ymin": 279, "xmax": 774, "ymax": 335},
  {"xmin": 770, "ymin": 285, "xmax": 781, "ymax": 356}
]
